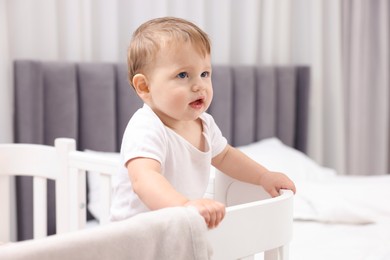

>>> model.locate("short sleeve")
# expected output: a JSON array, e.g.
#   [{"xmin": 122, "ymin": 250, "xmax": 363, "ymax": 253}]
[
  {"xmin": 201, "ymin": 113, "xmax": 228, "ymax": 157},
  {"xmin": 120, "ymin": 106, "xmax": 167, "ymax": 167}
]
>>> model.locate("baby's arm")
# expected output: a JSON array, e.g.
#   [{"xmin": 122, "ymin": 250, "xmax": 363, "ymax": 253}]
[
  {"xmin": 212, "ymin": 145, "xmax": 296, "ymax": 197},
  {"xmin": 127, "ymin": 157, "xmax": 225, "ymax": 228}
]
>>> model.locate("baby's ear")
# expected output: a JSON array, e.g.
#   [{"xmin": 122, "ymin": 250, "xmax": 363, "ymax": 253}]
[{"xmin": 132, "ymin": 74, "xmax": 150, "ymax": 100}]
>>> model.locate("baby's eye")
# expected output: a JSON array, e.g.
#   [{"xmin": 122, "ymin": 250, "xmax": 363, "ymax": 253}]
[
  {"xmin": 201, "ymin": 71, "xmax": 210, "ymax": 78},
  {"xmin": 177, "ymin": 72, "xmax": 188, "ymax": 79}
]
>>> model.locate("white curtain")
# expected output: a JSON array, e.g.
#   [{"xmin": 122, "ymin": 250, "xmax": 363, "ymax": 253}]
[
  {"xmin": 342, "ymin": 0, "xmax": 389, "ymax": 175},
  {"xmin": 0, "ymin": 0, "xmax": 12, "ymax": 144},
  {"xmin": 1, "ymin": 0, "xmax": 388, "ymax": 175}
]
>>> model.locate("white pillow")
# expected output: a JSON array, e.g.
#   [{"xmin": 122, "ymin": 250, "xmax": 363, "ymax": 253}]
[
  {"xmin": 237, "ymin": 138, "xmax": 336, "ymax": 182},
  {"xmin": 84, "ymin": 150, "xmax": 120, "ymax": 221}
]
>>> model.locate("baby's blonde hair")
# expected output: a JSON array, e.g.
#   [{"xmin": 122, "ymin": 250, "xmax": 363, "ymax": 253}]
[{"xmin": 127, "ymin": 17, "xmax": 211, "ymax": 88}]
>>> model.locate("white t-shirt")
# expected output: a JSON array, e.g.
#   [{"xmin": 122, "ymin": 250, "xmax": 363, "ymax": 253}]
[{"xmin": 110, "ymin": 104, "xmax": 227, "ymax": 221}]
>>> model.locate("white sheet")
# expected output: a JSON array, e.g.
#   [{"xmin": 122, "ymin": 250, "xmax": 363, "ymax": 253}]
[
  {"xmin": 294, "ymin": 175, "xmax": 390, "ymax": 224},
  {"xmin": 291, "ymin": 220, "xmax": 390, "ymax": 260},
  {"xmin": 291, "ymin": 175, "xmax": 390, "ymax": 260},
  {"xmin": 254, "ymin": 219, "xmax": 390, "ymax": 260}
]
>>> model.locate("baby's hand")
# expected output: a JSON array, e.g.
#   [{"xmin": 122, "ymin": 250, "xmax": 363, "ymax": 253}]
[
  {"xmin": 184, "ymin": 199, "xmax": 225, "ymax": 229},
  {"xmin": 260, "ymin": 171, "xmax": 296, "ymax": 197}
]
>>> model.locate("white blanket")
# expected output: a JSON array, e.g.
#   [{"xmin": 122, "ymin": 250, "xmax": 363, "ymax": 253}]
[
  {"xmin": 294, "ymin": 175, "xmax": 390, "ymax": 224},
  {"xmin": 0, "ymin": 207, "xmax": 211, "ymax": 260}
]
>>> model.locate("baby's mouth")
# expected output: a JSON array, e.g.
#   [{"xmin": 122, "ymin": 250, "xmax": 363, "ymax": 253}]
[{"xmin": 189, "ymin": 98, "xmax": 204, "ymax": 109}]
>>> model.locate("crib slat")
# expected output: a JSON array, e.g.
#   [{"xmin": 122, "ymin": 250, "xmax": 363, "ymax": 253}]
[
  {"xmin": 77, "ymin": 169, "xmax": 87, "ymax": 228},
  {"xmin": 0, "ymin": 176, "xmax": 11, "ymax": 242},
  {"xmin": 68, "ymin": 167, "xmax": 79, "ymax": 231},
  {"xmin": 55, "ymin": 138, "xmax": 74, "ymax": 234},
  {"xmin": 264, "ymin": 248, "xmax": 278, "ymax": 260},
  {"xmin": 264, "ymin": 245, "xmax": 290, "ymax": 260},
  {"xmin": 99, "ymin": 174, "xmax": 112, "ymax": 225},
  {"xmin": 69, "ymin": 168, "xmax": 86, "ymax": 231},
  {"xmin": 33, "ymin": 176, "xmax": 47, "ymax": 239}
]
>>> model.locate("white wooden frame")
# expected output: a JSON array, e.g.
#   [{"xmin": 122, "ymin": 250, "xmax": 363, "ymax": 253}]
[{"xmin": 0, "ymin": 142, "xmax": 69, "ymax": 242}]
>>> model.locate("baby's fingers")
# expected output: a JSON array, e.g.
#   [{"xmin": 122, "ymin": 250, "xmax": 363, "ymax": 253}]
[
  {"xmin": 184, "ymin": 199, "xmax": 226, "ymax": 229},
  {"xmin": 268, "ymin": 187, "xmax": 280, "ymax": 197},
  {"xmin": 208, "ymin": 202, "xmax": 226, "ymax": 229}
]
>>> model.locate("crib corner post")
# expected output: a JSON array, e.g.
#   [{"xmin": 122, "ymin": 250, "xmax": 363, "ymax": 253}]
[{"xmin": 55, "ymin": 138, "xmax": 76, "ymax": 234}]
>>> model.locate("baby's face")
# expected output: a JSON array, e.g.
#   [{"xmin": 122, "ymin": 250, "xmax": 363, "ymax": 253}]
[{"xmin": 145, "ymin": 41, "xmax": 213, "ymax": 127}]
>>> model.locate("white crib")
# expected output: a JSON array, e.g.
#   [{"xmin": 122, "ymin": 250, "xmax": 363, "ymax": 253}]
[{"xmin": 0, "ymin": 138, "xmax": 294, "ymax": 260}]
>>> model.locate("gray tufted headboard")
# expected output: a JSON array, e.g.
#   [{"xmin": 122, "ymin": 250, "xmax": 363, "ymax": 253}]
[{"xmin": 13, "ymin": 60, "xmax": 310, "ymax": 240}]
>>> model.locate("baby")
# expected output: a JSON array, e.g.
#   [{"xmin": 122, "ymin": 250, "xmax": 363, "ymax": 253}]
[{"xmin": 110, "ymin": 17, "xmax": 296, "ymax": 228}]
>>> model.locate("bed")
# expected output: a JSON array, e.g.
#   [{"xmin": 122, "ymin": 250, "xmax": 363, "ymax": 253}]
[{"xmin": 10, "ymin": 60, "xmax": 390, "ymax": 259}]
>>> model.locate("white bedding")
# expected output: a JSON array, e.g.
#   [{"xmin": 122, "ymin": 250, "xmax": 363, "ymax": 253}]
[
  {"xmin": 291, "ymin": 219, "xmax": 390, "ymax": 260},
  {"xmin": 294, "ymin": 175, "xmax": 390, "ymax": 224},
  {"xmin": 291, "ymin": 176, "xmax": 390, "ymax": 260}
]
